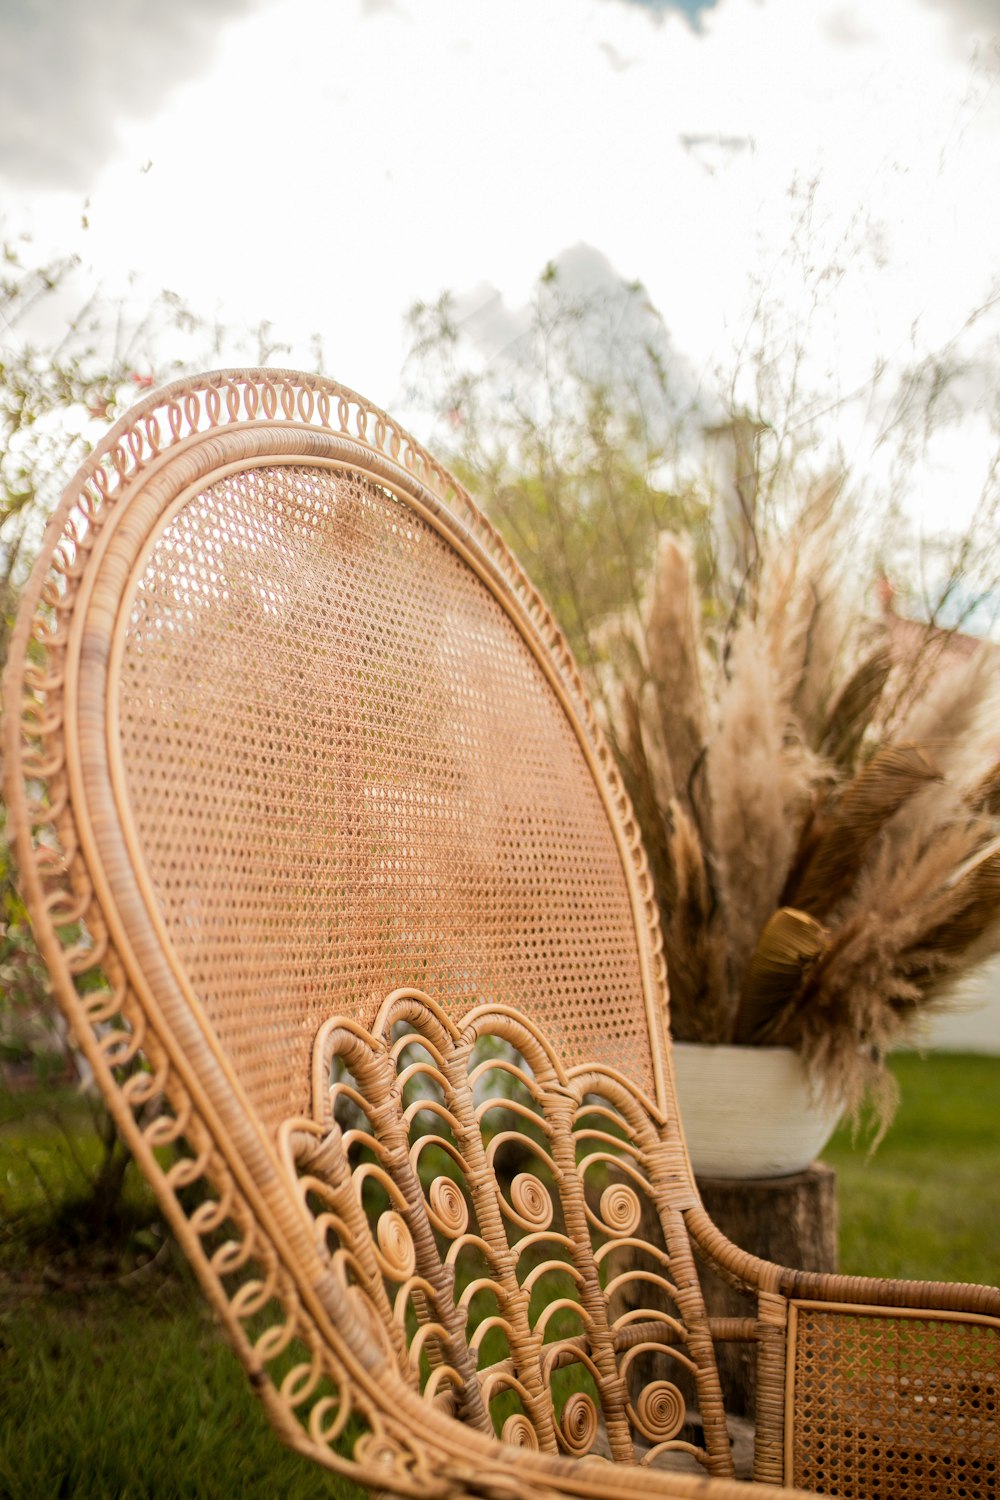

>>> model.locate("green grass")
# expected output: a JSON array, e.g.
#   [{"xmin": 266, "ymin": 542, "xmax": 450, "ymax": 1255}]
[
  {"xmin": 0, "ymin": 1052, "xmax": 996, "ymax": 1497},
  {"xmin": 0, "ymin": 1086, "xmax": 360, "ymax": 1500},
  {"xmin": 822, "ymin": 1051, "xmax": 1000, "ymax": 1286},
  {"xmin": 0, "ymin": 1274, "xmax": 360, "ymax": 1500}
]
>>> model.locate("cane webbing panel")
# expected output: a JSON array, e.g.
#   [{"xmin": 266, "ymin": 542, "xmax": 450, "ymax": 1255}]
[
  {"xmin": 789, "ymin": 1305, "xmax": 999, "ymax": 1497},
  {"xmin": 116, "ymin": 462, "xmax": 655, "ymax": 1129}
]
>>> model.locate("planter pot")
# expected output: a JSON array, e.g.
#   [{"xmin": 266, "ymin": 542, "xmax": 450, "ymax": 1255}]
[{"xmin": 671, "ymin": 1041, "xmax": 843, "ymax": 1179}]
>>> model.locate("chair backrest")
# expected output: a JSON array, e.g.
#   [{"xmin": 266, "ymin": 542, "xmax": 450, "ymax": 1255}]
[
  {"xmin": 8, "ymin": 370, "xmax": 671, "ymax": 1118},
  {"xmin": 3, "ymin": 371, "xmax": 727, "ymax": 1493}
]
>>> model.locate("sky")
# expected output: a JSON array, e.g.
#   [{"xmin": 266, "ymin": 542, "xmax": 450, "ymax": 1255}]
[{"xmin": 2, "ymin": 0, "xmax": 1000, "ymax": 562}]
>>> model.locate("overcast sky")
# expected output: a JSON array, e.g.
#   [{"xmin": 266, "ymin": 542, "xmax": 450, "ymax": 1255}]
[{"xmin": 2, "ymin": 0, "xmax": 1000, "ymax": 541}]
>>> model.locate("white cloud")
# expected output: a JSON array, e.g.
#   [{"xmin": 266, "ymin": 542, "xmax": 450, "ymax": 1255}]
[
  {"xmin": 2, "ymin": 0, "xmax": 998, "ymax": 496},
  {"xmin": 0, "ymin": 0, "xmax": 264, "ymax": 188}
]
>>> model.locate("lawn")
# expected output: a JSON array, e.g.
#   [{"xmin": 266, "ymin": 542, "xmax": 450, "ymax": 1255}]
[
  {"xmin": 0, "ymin": 1051, "xmax": 996, "ymax": 1498},
  {"xmin": 822, "ymin": 1050, "xmax": 1000, "ymax": 1286},
  {"xmin": 0, "ymin": 1277, "xmax": 359, "ymax": 1500},
  {"xmin": 0, "ymin": 1088, "xmax": 361, "ymax": 1500}
]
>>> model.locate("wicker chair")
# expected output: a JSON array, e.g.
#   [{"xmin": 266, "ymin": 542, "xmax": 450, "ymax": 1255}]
[{"xmin": 4, "ymin": 369, "xmax": 996, "ymax": 1500}]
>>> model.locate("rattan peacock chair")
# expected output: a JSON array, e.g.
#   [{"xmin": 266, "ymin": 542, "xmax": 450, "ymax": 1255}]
[{"xmin": 4, "ymin": 369, "xmax": 997, "ymax": 1500}]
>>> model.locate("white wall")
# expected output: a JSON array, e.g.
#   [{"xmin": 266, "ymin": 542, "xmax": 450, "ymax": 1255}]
[{"xmin": 916, "ymin": 959, "xmax": 1000, "ymax": 1054}]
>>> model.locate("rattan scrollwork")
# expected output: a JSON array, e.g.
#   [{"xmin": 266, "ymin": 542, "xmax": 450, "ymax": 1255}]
[{"xmin": 291, "ymin": 987, "xmax": 727, "ymax": 1471}]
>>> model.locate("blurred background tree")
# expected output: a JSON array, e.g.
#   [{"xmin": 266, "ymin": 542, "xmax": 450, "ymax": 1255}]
[
  {"xmin": 403, "ymin": 242, "xmax": 1000, "ymax": 1125},
  {"xmin": 405, "ymin": 222, "xmax": 1000, "ymax": 673},
  {"xmin": 405, "ymin": 252, "xmax": 714, "ymax": 695}
]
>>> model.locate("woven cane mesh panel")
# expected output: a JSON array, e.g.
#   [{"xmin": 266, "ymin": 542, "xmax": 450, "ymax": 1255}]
[
  {"xmin": 116, "ymin": 464, "xmax": 654, "ymax": 1129},
  {"xmin": 791, "ymin": 1307, "xmax": 999, "ymax": 1498}
]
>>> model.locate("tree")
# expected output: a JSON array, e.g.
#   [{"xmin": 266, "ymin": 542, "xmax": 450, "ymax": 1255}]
[
  {"xmin": 405, "ymin": 252, "xmax": 714, "ymax": 698},
  {"xmin": 404, "ymin": 246, "xmax": 1000, "ymax": 1125},
  {"xmin": 0, "ymin": 233, "xmax": 301, "ymax": 659},
  {"xmin": 406, "ymin": 223, "xmax": 1000, "ymax": 668}
]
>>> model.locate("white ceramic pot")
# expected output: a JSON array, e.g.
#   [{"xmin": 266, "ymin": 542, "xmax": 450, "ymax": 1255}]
[{"xmin": 671, "ymin": 1041, "xmax": 843, "ymax": 1180}]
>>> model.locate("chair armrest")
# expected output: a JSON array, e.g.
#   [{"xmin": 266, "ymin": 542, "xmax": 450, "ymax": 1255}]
[
  {"xmin": 686, "ymin": 1204, "xmax": 1000, "ymax": 1497},
  {"xmin": 686, "ymin": 1201, "xmax": 1000, "ymax": 1317}
]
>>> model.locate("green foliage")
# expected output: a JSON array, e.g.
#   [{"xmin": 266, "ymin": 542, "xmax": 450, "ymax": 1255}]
[
  {"xmin": 0, "ymin": 808, "xmax": 53, "ymax": 1068},
  {"xmin": 1, "ymin": 245, "xmax": 174, "ymax": 628},
  {"xmin": 405, "ymin": 270, "xmax": 711, "ymax": 680},
  {"xmin": 0, "ymin": 1087, "xmax": 163, "ymax": 1284},
  {"xmin": 0, "ymin": 229, "xmax": 297, "ymax": 648}
]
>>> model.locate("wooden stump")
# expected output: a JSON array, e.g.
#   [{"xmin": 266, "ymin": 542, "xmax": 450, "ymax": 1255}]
[{"xmin": 691, "ymin": 1163, "xmax": 838, "ymax": 1418}]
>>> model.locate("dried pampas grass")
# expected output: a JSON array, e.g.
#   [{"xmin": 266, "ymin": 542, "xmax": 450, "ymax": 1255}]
[
  {"xmin": 709, "ymin": 617, "xmax": 817, "ymax": 997},
  {"xmin": 895, "ymin": 644, "xmax": 1000, "ymax": 784},
  {"xmin": 604, "ymin": 521, "xmax": 1000, "ymax": 1129},
  {"xmin": 661, "ymin": 799, "xmax": 729, "ymax": 1043},
  {"xmin": 644, "ymin": 533, "xmax": 712, "ymax": 822},
  {"xmin": 773, "ymin": 822, "xmax": 1000, "ymax": 1123}
]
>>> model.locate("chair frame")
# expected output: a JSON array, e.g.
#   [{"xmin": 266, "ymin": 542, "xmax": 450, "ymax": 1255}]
[{"xmin": 4, "ymin": 369, "xmax": 997, "ymax": 1500}]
